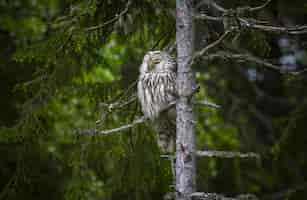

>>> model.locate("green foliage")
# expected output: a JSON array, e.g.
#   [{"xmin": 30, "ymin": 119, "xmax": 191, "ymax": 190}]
[{"xmin": 1, "ymin": 0, "xmax": 307, "ymax": 199}]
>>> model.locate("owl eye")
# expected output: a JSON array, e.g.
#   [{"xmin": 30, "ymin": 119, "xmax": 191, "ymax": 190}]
[{"xmin": 152, "ymin": 59, "xmax": 160, "ymax": 64}]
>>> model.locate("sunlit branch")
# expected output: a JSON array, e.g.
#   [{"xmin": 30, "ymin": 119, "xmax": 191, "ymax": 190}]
[
  {"xmin": 75, "ymin": 116, "xmax": 147, "ymax": 136},
  {"xmin": 195, "ymin": 100, "xmax": 220, "ymax": 108},
  {"xmin": 196, "ymin": 150, "xmax": 260, "ymax": 159},
  {"xmin": 99, "ymin": 116, "xmax": 147, "ymax": 135}
]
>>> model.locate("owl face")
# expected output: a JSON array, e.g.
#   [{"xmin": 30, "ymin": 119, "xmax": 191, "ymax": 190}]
[{"xmin": 140, "ymin": 51, "xmax": 176, "ymax": 74}]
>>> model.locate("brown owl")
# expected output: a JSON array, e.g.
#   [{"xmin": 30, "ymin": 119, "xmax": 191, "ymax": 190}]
[{"xmin": 137, "ymin": 51, "xmax": 177, "ymax": 152}]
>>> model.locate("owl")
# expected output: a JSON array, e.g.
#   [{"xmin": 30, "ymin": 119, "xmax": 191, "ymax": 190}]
[{"xmin": 137, "ymin": 51, "xmax": 177, "ymax": 153}]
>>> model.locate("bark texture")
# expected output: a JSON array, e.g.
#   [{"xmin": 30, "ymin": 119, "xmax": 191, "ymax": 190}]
[{"xmin": 175, "ymin": 0, "xmax": 196, "ymax": 200}]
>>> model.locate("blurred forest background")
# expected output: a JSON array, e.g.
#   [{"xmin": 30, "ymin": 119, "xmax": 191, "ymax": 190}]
[{"xmin": 1, "ymin": 0, "xmax": 307, "ymax": 199}]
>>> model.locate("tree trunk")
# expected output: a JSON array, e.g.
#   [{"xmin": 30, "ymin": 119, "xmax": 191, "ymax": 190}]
[{"xmin": 175, "ymin": 0, "xmax": 196, "ymax": 200}]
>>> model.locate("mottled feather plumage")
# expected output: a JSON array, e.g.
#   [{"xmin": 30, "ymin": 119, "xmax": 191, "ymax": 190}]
[{"xmin": 137, "ymin": 51, "xmax": 176, "ymax": 152}]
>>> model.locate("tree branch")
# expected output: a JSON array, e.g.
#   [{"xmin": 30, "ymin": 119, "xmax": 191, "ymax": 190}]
[
  {"xmin": 195, "ymin": 100, "xmax": 220, "ymax": 108},
  {"xmin": 191, "ymin": 192, "xmax": 258, "ymax": 200},
  {"xmin": 85, "ymin": 0, "xmax": 131, "ymax": 31},
  {"xmin": 194, "ymin": 13, "xmax": 222, "ymax": 22},
  {"xmin": 247, "ymin": 0, "xmax": 272, "ymax": 12},
  {"xmin": 198, "ymin": 0, "xmax": 271, "ymax": 13},
  {"xmin": 193, "ymin": 31, "xmax": 232, "ymax": 62},
  {"xmin": 78, "ymin": 101, "xmax": 176, "ymax": 136},
  {"xmin": 99, "ymin": 95, "xmax": 137, "ymax": 113},
  {"xmin": 196, "ymin": 150, "xmax": 260, "ymax": 159},
  {"xmin": 201, "ymin": 51, "xmax": 307, "ymax": 75},
  {"xmin": 75, "ymin": 116, "xmax": 147, "ymax": 136},
  {"xmin": 202, "ymin": 0, "xmax": 228, "ymax": 13},
  {"xmin": 99, "ymin": 116, "xmax": 147, "ymax": 135},
  {"xmin": 239, "ymin": 18, "xmax": 307, "ymax": 35}
]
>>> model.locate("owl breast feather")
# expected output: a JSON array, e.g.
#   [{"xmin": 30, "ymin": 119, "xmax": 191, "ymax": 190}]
[{"xmin": 138, "ymin": 72, "xmax": 176, "ymax": 120}]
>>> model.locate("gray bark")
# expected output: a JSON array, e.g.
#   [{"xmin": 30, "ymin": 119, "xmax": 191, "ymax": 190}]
[{"xmin": 175, "ymin": 0, "xmax": 196, "ymax": 200}]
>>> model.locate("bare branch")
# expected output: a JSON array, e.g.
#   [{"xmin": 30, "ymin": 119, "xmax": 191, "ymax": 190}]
[
  {"xmin": 198, "ymin": 0, "xmax": 271, "ymax": 14},
  {"xmin": 234, "ymin": 0, "xmax": 272, "ymax": 14},
  {"xmin": 99, "ymin": 116, "xmax": 147, "ymax": 135},
  {"xmin": 193, "ymin": 30, "xmax": 232, "ymax": 61},
  {"xmin": 209, "ymin": 0, "xmax": 227, "ymax": 13},
  {"xmin": 196, "ymin": 0, "xmax": 227, "ymax": 12},
  {"xmin": 191, "ymin": 192, "xmax": 235, "ymax": 200},
  {"xmin": 194, "ymin": 13, "xmax": 222, "ymax": 22},
  {"xmin": 239, "ymin": 18, "xmax": 307, "ymax": 35},
  {"xmin": 99, "ymin": 95, "xmax": 137, "ymax": 112},
  {"xmin": 191, "ymin": 192, "xmax": 258, "ymax": 200},
  {"xmin": 75, "ymin": 116, "xmax": 147, "ymax": 136},
  {"xmin": 195, "ymin": 100, "xmax": 220, "ymax": 108},
  {"xmin": 78, "ymin": 101, "xmax": 176, "ymax": 136},
  {"xmin": 201, "ymin": 51, "xmax": 307, "ymax": 75},
  {"xmin": 196, "ymin": 150, "xmax": 260, "ymax": 159},
  {"xmin": 248, "ymin": 0, "xmax": 272, "ymax": 12},
  {"xmin": 85, "ymin": 0, "xmax": 131, "ymax": 31}
]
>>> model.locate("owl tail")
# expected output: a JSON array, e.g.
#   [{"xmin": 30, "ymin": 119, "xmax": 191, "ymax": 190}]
[{"xmin": 156, "ymin": 118, "xmax": 176, "ymax": 153}]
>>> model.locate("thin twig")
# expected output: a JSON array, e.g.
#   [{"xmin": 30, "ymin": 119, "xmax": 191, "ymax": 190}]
[
  {"xmin": 78, "ymin": 101, "xmax": 176, "ymax": 136},
  {"xmin": 0, "ymin": 172, "xmax": 17, "ymax": 200},
  {"xmin": 99, "ymin": 95, "xmax": 137, "ymax": 112},
  {"xmin": 193, "ymin": 30, "xmax": 231, "ymax": 61},
  {"xmin": 98, "ymin": 100, "xmax": 176, "ymax": 135},
  {"xmin": 76, "ymin": 116, "xmax": 147, "ymax": 136},
  {"xmin": 196, "ymin": 150, "xmax": 260, "ymax": 159},
  {"xmin": 199, "ymin": 0, "xmax": 271, "ymax": 13},
  {"xmin": 85, "ymin": 0, "xmax": 131, "ymax": 31},
  {"xmin": 99, "ymin": 116, "xmax": 147, "ymax": 135},
  {"xmin": 248, "ymin": 0, "xmax": 272, "ymax": 12},
  {"xmin": 209, "ymin": 0, "xmax": 227, "ymax": 12},
  {"xmin": 195, "ymin": 0, "xmax": 228, "ymax": 12},
  {"xmin": 239, "ymin": 18, "xmax": 307, "ymax": 35},
  {"xmin": 194, "ymin": 13, "xmax": 222, "ymax": 22}
]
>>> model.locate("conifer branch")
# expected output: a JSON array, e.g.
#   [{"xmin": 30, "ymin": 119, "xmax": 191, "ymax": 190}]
[{"xmin": 85, "ymin": 0, "xmax": 131, "ymax": 31}]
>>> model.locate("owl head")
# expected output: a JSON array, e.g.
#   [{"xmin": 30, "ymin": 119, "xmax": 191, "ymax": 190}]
[{"xmin": 140, "ymin": 51, "xmax": 176, "ymax": 74}]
